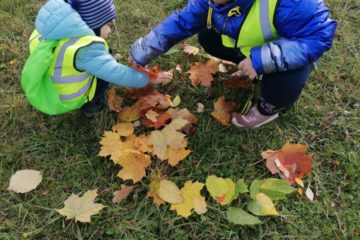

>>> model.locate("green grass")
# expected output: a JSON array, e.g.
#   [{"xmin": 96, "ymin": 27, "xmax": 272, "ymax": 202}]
[{"xmin": 1, "ymin": 0, "xmax": 360, "ymax": 239}]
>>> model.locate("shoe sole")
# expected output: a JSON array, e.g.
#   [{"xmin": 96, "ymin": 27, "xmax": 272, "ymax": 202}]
[{"xmin": 232, "ymin": 114, "xmax": 279, "ymax": 128}]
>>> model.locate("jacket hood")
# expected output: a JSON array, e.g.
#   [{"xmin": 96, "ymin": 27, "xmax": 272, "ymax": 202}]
[
  {"xmin": 209, "ymin": 0, "xmax": 254, "ymax": 13},
  {"xmin": 35, "ymin": 0, "xmax": 95, "ymax": 40}
]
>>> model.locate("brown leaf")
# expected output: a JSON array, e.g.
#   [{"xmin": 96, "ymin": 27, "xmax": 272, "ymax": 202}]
[
  {"xmin": 124, "ymin": 85, "xmax": 156, "ymax": 99},
  {"xmin": 141, "ymin": 110, "xmax": 172, "ymax": 129},
  {"xmin": 112, "ymin": 185, "xmax": 135, "ymax": 204},
  {"xmin": 182, "ymin": 44, "xmax": 200, "ymax": 55},
  {"xmin": 107, "ymin": 88, "xmax": 122, "ymax": 112},
  {"xmin": 210, "ymin": 97, "xmax": 237, "ymax": 125},
  {"xmin": 224, "ymin": 76, "xmax": 253, "ymax": 89},
  {"xmin": 187, "ymin": 60, "xmax": 219, "ymax": 87},
  {"xmin": 167, "ymin": 108, "xmax": 198, "ymax": 124}
]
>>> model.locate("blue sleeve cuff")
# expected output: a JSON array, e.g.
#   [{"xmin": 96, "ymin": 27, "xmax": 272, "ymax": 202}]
[{"xmin": 250, "ymin": 47, "xmax": 265, "ymax": 74}]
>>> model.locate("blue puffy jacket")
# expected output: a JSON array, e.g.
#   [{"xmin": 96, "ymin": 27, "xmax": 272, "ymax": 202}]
[
  {"xmin": 131, "ymin": 0, "xmax": 337, "ymax": 74},
  {"xmin": 35, "ymin": 0, "xmax": 149, "ymax": 88}
]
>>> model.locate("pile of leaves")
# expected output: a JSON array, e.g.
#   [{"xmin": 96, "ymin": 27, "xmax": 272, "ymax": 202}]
[{"xmin": 7, "ymin": 45, "xmax": 315, "ymax": 226}]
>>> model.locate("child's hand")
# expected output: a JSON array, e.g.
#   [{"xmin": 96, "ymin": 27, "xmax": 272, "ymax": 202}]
[
  {"xmin": 150, "ymin": 71, "xmax": 173, "ymax": 85},
  {"xmin": 232, "ymin": 57, "xmax": 257, "ymax": 80},
  {"xmin": 128, "ymin": 54, "xmax": 137, "ymax": 67}
]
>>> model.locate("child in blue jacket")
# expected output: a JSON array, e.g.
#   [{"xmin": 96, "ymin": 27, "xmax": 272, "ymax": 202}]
[
  {"xmin": 130, "ymin": 0, "xmax": 337, "ymax": 128},
  {"xmin": 29, "ymin": 0, "xmax": 155, "ymax": 117}
]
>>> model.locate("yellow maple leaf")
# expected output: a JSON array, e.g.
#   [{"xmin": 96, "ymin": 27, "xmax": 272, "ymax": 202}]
[
  {"xmin": 147, "ymin": 171, "xmax": 166, "ymax": 206},
  {"xmin": 112, "ymin": 122, "xmax": 134, "ymax": 137},
  {"xmin": 116, "ymin": 150, "xmax": 151, "ymax": 183},
  {"xmin": 170, "ymin": 181, "xmax": 207, "ymax": 218},
  {"xmin": 56, "ymin": 189, "xmax": 105, "ymax": 223},
  {"xmin": 210, "ymin": 97, "xmax": 237, "ymax": 126},
  {"xmin": 118, "ymin": 101, "xmax": 141, "ymax": 122},
  {"xmin": 148, "ymin": 119, "xmax": 189, "ymax": 159},
  {"xmin": 160, "ymin": 147, "xmax": 191, "ymax": 167},
  {"xmin": 98, "ymin": 131, "xmax": 123, "ymax": 161}
]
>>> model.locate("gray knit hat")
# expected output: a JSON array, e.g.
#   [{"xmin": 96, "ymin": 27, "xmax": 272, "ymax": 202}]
[{"xmin": 67, "ymin": 0, "xmax": 117, "ymax": 30}]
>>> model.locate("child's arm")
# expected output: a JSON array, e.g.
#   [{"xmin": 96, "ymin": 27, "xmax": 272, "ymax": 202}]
[
  {"xmin": 130, "ymin": 0, "xmax": 209, "ymax": 66},
  {"xmin": 76, "ymin": 43, "xmax": 149, "ymax": 88},
  {"xmin": 250, "ymin": 0, "xmax": 337, "ymax": 75}
]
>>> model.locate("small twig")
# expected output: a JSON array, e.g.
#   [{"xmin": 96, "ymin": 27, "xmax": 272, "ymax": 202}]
[{"xmin": 247, "ymin": 158, "xmax": 265, "ymax": 167}]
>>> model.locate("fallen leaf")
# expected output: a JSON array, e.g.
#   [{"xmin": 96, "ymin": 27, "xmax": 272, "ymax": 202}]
[
  {"xmin": 182, "ymin": 44, "xmax": 200, "ymax": 55},
  {"xmin": 142, "ymin": 110, "xmax": 172, "ymax": 129},
  {"xmin": 211, "ymin": 97, "xmax": 237, "ymax": 126},
  {"xmin": 249, "ymin": 178, "xmax": 295, "ymax": 200},
  {"xmin": 233, "ymin": 179, "xmax": 249, "ymax": 200},
  {"xmin": 262, "ymin": 142, "xmax": 313, "ymax": 183},
  {"xmin": 305, "ymin": 186, "xmax": 315, "ymax": 201},
  {"xmin": 170, "ymin": 181, "xmax": 207, "ymax": 218},
  {"xmin": 224, "ymin": 76, "xmax": 253, "ymax": 89},
  {"xmin": 147, "ymin": 171, "xmax": 166, "ymax": 206},
  {"xmin": 187, "ymin": 60, "xmax": 219, "ymax": 87},
  {"xmin": 118, "ymin": 101, "xmax": 141, "ymax": 122},
  {"xmin": 247, "ymin": 193, "xmax": 279, "ymax": 216},
  {"xmin": 112, "ymin": 185, "xmax": 135, "ymax": 204},
  {"xmin": 196, "ymin": 103, "xmax": 205, "ymax": 113},
  {"xmin": 148, "ymin": 119, "xmax": 189, "ymax": 159},
  {"xmin": 145, "ymin": 110, "xmax": 160, "ymax": 123},
  {"xmin": 116, "ymin": 150, "xmax": 151, "ymax": 183},
  {"xmin": 206, "ymin": 175, "xmax": 235, "ymax": 205},
  {"xmin": 218, "ymin": 63, "xmax": 228, "ymax": 73},
  {"xmin": 98, "ymin": 131, "xmax": 123, "ymax": 162},
  {"xmin": 8, "ymin": 170, "xmax": 42, "ymax": 193},
  {"xmin": 167, "ymin": 108, "xmax": 198, "ymax": 124},
  {"xmin": 161, "ymin": 147, "xmax": 191, "ymax": 167},
  {"xmin": 227, "ymin": 207, "xmax": 261, "ymax": 225},
  {"xmin": 170, "ymin": 95, "xmax": 181, "ymax": 107},
  {"xmin": 56, "ymin": 189, "xmax": 105, "ymax": 223},
  {"xmin": 112, "ymin": 122, "xmax": 134, "ymax": 137},
  {"xmin": 157, "ymin": 180, "xmax": 183, "ymax": 204},
  {"xmin": 107, "ymin": 87, "xmax": 122, "ymax": 112},
  {"xmin": 124, "ymin": 85, "xmax": 157, "ymax": 99},
  {"xmin": 175, "ymin": 64, "xmax": 183, "ymax": 72}
]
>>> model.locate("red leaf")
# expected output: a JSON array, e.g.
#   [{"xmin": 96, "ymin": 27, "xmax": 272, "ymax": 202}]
[{"xmin": 141, "ymin": 110, "xmax": 172, "ymax": 129}]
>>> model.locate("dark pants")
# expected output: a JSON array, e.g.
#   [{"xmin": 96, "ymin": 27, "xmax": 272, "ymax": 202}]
[{"xmin": 198, "ymin": 29, "xmax": 312, "ymax": 115}]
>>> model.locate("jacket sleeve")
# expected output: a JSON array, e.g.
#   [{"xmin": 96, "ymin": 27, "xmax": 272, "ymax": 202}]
[
  {"xmin": 76, "ymin": 42, "xmax": 149, "ymax": 88},
  {"xmin": 250, "ymin": 0, "xmax": 337, "ymax": 74},
  {"xmin": 130, "ymin": 0, "xmax": 209, "ymax": 66}
]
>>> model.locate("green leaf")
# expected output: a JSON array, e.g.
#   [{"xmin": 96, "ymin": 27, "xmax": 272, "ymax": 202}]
[
  {"xmin": 205, "ymin": 176, "xmax": 235, "ymax": 205},
  {"xmin": 233, "ymin": 179, "xmax": 248, "ymax": 200},
  {"xmin": 170, "ymin": 95, "xmax": 181, "ymax": 107},
  {"xmin": 250, "ymin": 178, "xmax": 295, "ymax": 200},
  {"xmin": 226, "ymin": 207, "xmax": 261, "ymax": 225},
  {"xmin": 248, "ymin": 193, "xmax": 279, "ymax": 216}
]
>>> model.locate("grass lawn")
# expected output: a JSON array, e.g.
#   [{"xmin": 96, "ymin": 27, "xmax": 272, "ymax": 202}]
[{"xmin": 1, "ymin": 0, "xmax": 359, "ymax": 239}]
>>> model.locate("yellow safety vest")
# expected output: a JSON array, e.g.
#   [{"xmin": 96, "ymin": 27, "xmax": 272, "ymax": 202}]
[
  {"xmin": 29, "ymin": 30, "xmax": 108, "ymax": 103},
  {"xmin": 207, "ymin": 0, "xmax": 279, "ymax": 57}
]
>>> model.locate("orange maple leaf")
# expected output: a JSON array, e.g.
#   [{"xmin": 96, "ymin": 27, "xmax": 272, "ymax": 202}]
[
  {"xmin": 187, "ymin": 60, "xmax": 219, "ymax": 87},
  {"xmin": 116, "ymin": 150, "xmax": 151, "ymax": 183},
  {"xmin": 141, "ymin": 109, "xmax": 172, "ymax": 129},
  {"xmin": 262, "ymin": 142, "xmax": 313, "ymax": 183},
  {"xmin": 210, "ymin": 97, "xmax": 238, "ymax": 126}
]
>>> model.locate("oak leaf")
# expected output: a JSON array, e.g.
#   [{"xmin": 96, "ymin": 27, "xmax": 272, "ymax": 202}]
[
  {"xmin": 187, "ymin": 60, "xmax": 219, "ymax": 87},
  {"xmin": 112, "ymin": 185, "xmax": 135, "ymax": 204},
  {"xmin": 56, "ymin": 189, "xmax": 105, "ymax": 223},
  {"xmin": 211, "ymin": 97, "xmax": 237, "ymax": 126},
  {"xmin": 170, "ymin": 181, "xmax": 207, "ymax": 218}
]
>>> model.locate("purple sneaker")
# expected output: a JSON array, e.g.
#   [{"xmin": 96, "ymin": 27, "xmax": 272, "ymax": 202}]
[{"xmin": 232, "ymin": 105, "xmax": 279, "ymax": 128}]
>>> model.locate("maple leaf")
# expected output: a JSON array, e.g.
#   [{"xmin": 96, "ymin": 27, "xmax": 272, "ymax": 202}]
[
  {"xmin": 182, "ymin": 44, "xmax": 200, "ymax": 55},
  {"xmin": 118, "ymin": 101, "xmax": 141, "ymax": 122},
  {"xmin": 147, "ymin": 171, "xmax": 166, "ymax": 206},
  {"xmin": 8, "ymin": 170, "xmax": 42, "ymax": 194},
  {"xmin": 107, "ymin": 87, "xmax": 122, "ymax": 112},
  {"xmin": 141, "ymin": 109, "xmax": 172, "ymax": 129},
  {"xmin": 56, "ymin": 189, "xmax": 105, "ymax": 223},
  {"xmin": 206, "ymin": 175, "xmax": 235, "ymax": 205},
  {"xmin": 124, "ymin": 85, "xmax": 157, "ymax": 99},
  {"xmin": 112, "ymin": 185, "xmax": 135, "ymax": 204},
  {"xmin": 112, "ymin": 122, "xmax": 134, "ymax": 137},
  {"xmin": 138, "ymin": 92, "xmax": 171, "ymax": 114},
  {"xmin": 148, "ymin": 119, "xmax": 189, "ymax": 159},
  {"xmin": 247, "ymin": 193, "xmax": 279, "ymax": 216},
  {"xmin": 187, "ymin": 60, "xmax": 219, "ymax": 87},
  {"xmin": 115, "ymin": 150, "xmax": 151, "ymax": 183},
  {"xmin": 157, "ymin": 180, "xmax": 183, "ymax": 204},
  {"xmin": 134, "ymin": 65, "xmax": 160, "ymax": 81},
  {"xmin": 167, "ymin": 108, "xmax": 198, "ymax": 124},
  {"xmin": 170, "ymin": 181, "xmax": 207, "ymax": 218},
  {"xmin": 262, "ymin": 142, "xmax": 313, "ymax": 183},
  {"xmin": 161, "ymin": 147, "xmax": 191, "ymax": 167},
  {"xmin": 98, "ymin": 131, "xmax": 123, "ymax": 161},
  {"xmin": 211, "ymin": 97, "xmax": 238, "ymax": 126},
  {"xmin": 224, "ymin": 76, "xmax": 253, "ymax": 89}
]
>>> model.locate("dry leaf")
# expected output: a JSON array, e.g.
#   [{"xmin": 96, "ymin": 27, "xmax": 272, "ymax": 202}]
[
  {"xmin": 182, "ymin": 44, "xmax": 200, "ymax": 55},
  {"xmin": 161, "ymin": 147, "xmax": 191, "ymax": 167},
  {"xmin": 218, "ymin": 63, "xmax": 228, "ymax": 73},
  {"xmin": 170, "ymin": 181, "xmax": 207, "ymax": 218},
  {"xmin": 145, "ymin": 110, "xmax": 160, "ymax": 123},
  {"xmin": 157, "ymin": 180, "xmax": 183, "ymax": 204},
  {"xmin": 211, "ymin": 97, "xmax": 237, "ymax": 126},
  {"xmin": 112, "ymin": 122, "xmax": 134, "ymax": 137},
  {"xmin": 167, "ymin": 108, "xmax": 198, "ymax": 124},
  {"xmin": 224, "ymin": 76, "xmax": 253, "ymax": 89},
  {"xmin": 8, "ymin": 170, "xmax": 42, "ymax": 193},
  {"xmin": 56, "ymin": 189, "xmax": 105, "ymax": 223},
  {"xmin": 118, "ymin": 101, "xmax": 141, "ymax": 122},
  {"xmin": 112, "ymin": 185, "xmax": 135, "ymax": 204},
  {"xmin": 142, "ymin": 110, "xmax": 172, "ymax": 129},
  {"xmin": 107, "ymin": 87, "xmax": 122, "ymax": 112},
  {"xmin": 196, "ymin": 103, "xmax": 205, "ymax": 113},
  {"xmin": 124, "ymin": 85, "xmax": 156, "ymax": 99},
  {"xmin": 116, "ymin": 150, "xmax": 151, "ymax": 183},
  {"xmin": 187, "ymin": 60, "xmax": 219, "ymax": 87},
  {"xmin": 147, "ymin": 171, "xmax": 166, "ymax": 206},
  {"xmin": 305, "ymin": 187, "xmax": 315, "ymax": 201}
]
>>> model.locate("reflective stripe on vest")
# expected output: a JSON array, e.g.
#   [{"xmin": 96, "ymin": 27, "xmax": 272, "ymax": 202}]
[
  {"xmin": 208, "ymin": 0, "xmax": 278, "ymax": 57},
  {"xmin": 29, "ymin": 30, "xmax": 43, "ymax": 53}
]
